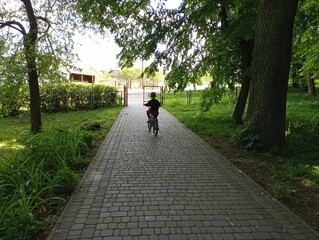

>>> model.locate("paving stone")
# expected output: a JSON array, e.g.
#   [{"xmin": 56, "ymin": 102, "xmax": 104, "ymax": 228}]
[{"xmin": 47, "ymin": 93, "xmax": 319, "ymax": 240}]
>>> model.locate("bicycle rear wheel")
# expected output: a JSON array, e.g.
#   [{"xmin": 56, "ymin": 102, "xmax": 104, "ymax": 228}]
[
  {"xmin": 153, "ymin": 119, "xmax": 158, "ymax": 136},
  {"xmin": 148, "ymin": 120, "xmax": 151, "ymax": 132}
]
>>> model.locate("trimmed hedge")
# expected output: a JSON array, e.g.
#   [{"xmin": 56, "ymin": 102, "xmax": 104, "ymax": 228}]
[
  {"xmin": 0, "ymin": 84, "xmax": 119, "ymax": 116},
  {"xmin": 41, "ymin": 84, "xmax": 118, "ymax": 112}
]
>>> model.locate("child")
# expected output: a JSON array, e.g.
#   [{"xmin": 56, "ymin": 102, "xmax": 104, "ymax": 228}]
[{"xmin": 144, "ymin": 92, "xmax": 161, "ymax": 121}]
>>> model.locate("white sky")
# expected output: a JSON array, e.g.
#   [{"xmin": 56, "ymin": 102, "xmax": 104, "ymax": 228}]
[
  {"xmin": 73, "ymin": 0, "xmax": 181, "ymax": 72},
  {"xmin": 73, "ymin": 33, "xmax": 121, "ymax": 71}
]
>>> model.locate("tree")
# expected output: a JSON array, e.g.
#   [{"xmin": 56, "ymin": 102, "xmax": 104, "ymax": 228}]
[
  {"xmin": 78, "ymin": 0, "xmax": 301, "ymax": 149},
  {"xmin": 0, "ymin": 0, "xmax": 82, "ymax": 132},
  {"xmin": 121, "ymin": 67, "xmax": 143, "ymax": 88},
  {"xmin": 78, "ymin": 0, "xmax": 256, "ymax": 118},
  {"xmin": 246, "ymin": 0, "xmax": 299, "ymax": 149},
  {"xmin": 0, "ymin": 40, "xmax": 29, "ymax": 117},
  {"xmin": 292, "ymin": 0, "xmax": 319, "ymax": 96},
  {"xmin": 1, "ymin": 0, "xmax": 43, "ymax": 132}
]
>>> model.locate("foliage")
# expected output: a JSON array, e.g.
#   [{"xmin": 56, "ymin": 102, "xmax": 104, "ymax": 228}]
[
  {"xmin": 19, "ymin": 126, "xmax": 93, "ymax": 173},
  {"xmin": 0, "ymin": 126, "xmax": 93, "ymax": 239},
  {"xmin": 52, "ymin": 168, "xmax": 79, "ymax": 195},
  {"xmin": 121, "ymin": 67, "xmax": 142, "ymax": 81},
  {"xmin": 67, "ymin": 84, "xmax": 119, "ymax": 110},
  {"xmin": 0, "ymin": 41, "xmax": 29, "ymax": 117},
  {"xmin": 0, "ymin": 156, "xmax": 61, "ymax": 240},
  {"xmin": 0, "ymin": 105, "xmax": 122, "ymax": 239},
  {"xmin": 0, "ymin": 107, "xmax": 122, "ymax": 158},
  {"xmin": 0, "ymin": 1, "xmax": 83, "ymax": 84},
  {"xmin": 164, "ymin": 90, "xmax": 239, "ymax": 136},
  {"xmin": 200, "ymin": 81, "xmax": 226, "ymax": 112},
  {"xmin": 231, "ymin": 117, "xmax": 259, "ymax": 150},
  {"xmin": 0, "ymin": 0, "xmax": 96, "ymax": 132},
  {"xmin": 0, "ymin": 83, "xmax": 119, "ymax": 116},
  {"xmin": 0, "ymin": 82, "xmax": 29, "ymax": 117},
  {"xmin": 272, "ymin": 183, "xmax": 295, "ymax": 202},
  {"xmin": 41, "ymin": 84, "xmax": 70, "ymax": 113},
  {"xmin": 292, "ymin": 0, "xmax": 319, "ymax": 83},
  {"xmin": 77, "ymin": 0, "xmax": 257, "ymax": 91}
]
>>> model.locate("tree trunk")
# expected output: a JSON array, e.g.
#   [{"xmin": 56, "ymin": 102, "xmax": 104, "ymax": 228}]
[
  {"xmin": 23, "ymin": 0, "xmax": 42, "ymax": 133},
  {"xmin": 247, "ymin": 0, "xmax": 299, "ymax": 150},
  {"xmin": 232, "ymin": 39, "xmax": 254, "ymax": 124},
  {"xmin": 307, "ymin": 73, "xmax": 316, "ymax": 96}
]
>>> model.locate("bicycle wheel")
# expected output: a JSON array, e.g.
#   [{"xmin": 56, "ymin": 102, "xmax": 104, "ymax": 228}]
[
  {"xmin": 153, "ymin": 119, "xmax": 158, "ymax": 136},
  {"xmin": 148, "ymin": 120, "xmax": 151, "ymax": 132}
]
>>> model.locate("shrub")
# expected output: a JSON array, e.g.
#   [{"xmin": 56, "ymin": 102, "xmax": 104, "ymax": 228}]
[
  {"xmin": 41, "ymin": 84, "xmax": 69, "ymax": 112},
  {"xmin": 0, "ymin": 84, "xmax": 29, "ymax": 117},
  {"xmin": 1, "ymin": 83, "xmax": 119, "ymax": 116},
  {"xmin": 19, "ymin": 126, "xmax": 93, "ymax": 173},
  {"xmin": 1, "ymin": 208, "xmax": 41, "ymax": 240},
  {"xmin": 52, "ymin": 168, "xmax": 79, "ymax": 195},
  {"xmin": 0, "ymin": 126, "xmax": 89, "ymax": 239},
  {"xmin": 272, "ymin": 182, "xmax": 295, "ymax": 202},
  {"xmin": 0, "ymin": 157, "xmax": 61, "ymax": 240}
]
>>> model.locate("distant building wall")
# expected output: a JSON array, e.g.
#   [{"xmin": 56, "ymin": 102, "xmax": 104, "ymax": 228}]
[{"xmin": 70, "ymin": 73, "xmax": 95, "ymax": 84}]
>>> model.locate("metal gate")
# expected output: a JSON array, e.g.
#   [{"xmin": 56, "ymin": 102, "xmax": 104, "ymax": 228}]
[{"xmin": 143, "ymin": 86, "xmax": 164, "ymax": 105}]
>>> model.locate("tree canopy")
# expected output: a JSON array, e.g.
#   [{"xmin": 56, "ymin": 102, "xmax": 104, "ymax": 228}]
[
  {"xmin": 78, "ymin": 0, "xmax": 257, "ymax": 90},
  {"xmin": 0, "ymin": 0, "xmax": 85, "ymax": 131},
  {"xmin": 77, "ymin": 0, "xmax": 305, "ymax": 150}
]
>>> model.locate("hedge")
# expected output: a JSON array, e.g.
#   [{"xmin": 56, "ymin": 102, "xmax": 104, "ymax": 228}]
[{"xmin": 0, "ymin": 84, "xmax": 119, "ymax": 116}]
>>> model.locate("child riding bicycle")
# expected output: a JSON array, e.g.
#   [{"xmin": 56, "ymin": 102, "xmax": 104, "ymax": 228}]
[{"xmin": 144, "ymin": 92, "xmax": 161, "ymax": 122}]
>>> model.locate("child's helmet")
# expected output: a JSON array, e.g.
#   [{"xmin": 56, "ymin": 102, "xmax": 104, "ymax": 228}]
[{"xmin": 150, "ymin": 92, "xmax": 156, "ymax": 98}]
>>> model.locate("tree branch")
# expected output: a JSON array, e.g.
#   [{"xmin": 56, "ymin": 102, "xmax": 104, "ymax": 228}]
[
  {"xmin": 37, "ymin": 16, "xmax": 51, "ymax": 40},
  {"xmin": 0, "ymin": 20, "xmax": 26, "ymax": 35}
]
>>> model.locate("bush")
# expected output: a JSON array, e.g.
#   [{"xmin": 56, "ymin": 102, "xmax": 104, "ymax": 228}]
[
  {"xmin": 52, "ymin": 168, "xmax": 79, "ymax": 195},
  {"xmin": 0, "ymin": 157, "xmax": 58, "ymax": 240},
  {"xmin": 1, "ymin": 208, "xmax": 41, "ymax": 240},
  {"xmin": 0, "ymin": 84, "xmax": 29, "ymax": 117},
  {"xmin": 0, "ymin": 126, "xmax": 91, "ymax": 239},
  {"xmin": 272, "ymin": 182, "xmax": 295, "ymax": 202},
  {"xmin": 1, "ymin": 83, "xmax": 119, "ymax": 116},
  {"xmin": 41, "ymin": 84, "xmax": 69, "ymax": 112},
  {"xmin": 19, "ymin": 126, "xmax": 93, "ymax": 173}
]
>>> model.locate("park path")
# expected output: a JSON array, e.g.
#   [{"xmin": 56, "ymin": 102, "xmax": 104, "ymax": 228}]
[{"xmin": 48, "ymin": 92, "xmax": 319, "ymax": 240}]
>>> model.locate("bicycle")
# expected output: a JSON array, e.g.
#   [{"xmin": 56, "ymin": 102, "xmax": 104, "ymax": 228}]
[{"xmin": 148, "ymin": 113, "xmax": 159, "ymax": 136}]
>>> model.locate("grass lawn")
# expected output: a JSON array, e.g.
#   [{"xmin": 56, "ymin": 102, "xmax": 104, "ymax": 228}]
[
  {"xmin": 0, "ymin": 107, "xmax": 122, "ymax": 158},
  {"xmin": 163, "ymin": 88, "xmax": 319, "ymax": 231}
]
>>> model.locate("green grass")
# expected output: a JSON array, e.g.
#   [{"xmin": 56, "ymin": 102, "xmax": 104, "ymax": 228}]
[
  {"xmin": 0, "ymin": 106, "xmax": 122, "ymax": 239},
  {"xmin": 164, "ymin": 88, "xmax": 319, "ymax": 190},
  {"xmin": 164, "ymin": 90, "xmax": 241, "ymax": 136},
  {"xmin": 0, "ymin": 107, "xmax": 122, "ymax": 158}
]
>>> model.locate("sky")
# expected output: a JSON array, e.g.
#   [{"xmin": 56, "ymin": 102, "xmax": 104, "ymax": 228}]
[
  {"xmin": 73, "ymin": 0, "xmax": 182, "ymax": 73},
  {"xmin": 73, "ymin": 33, "xmax": 121, "ymax": 72}
]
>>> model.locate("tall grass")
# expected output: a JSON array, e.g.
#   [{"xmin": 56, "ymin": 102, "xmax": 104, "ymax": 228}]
[{"xmin": 0, "ymin": 107, "xmax": 122, "ymax": 239}]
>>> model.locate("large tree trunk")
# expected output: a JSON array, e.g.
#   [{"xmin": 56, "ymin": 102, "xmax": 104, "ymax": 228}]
[
  {"xmin": 246, "ymin": 0, "xmax": 299, "ymax": 150},
  {"xmin": 232, "ymin": 39, "xmax": 254, "ymax": 124},
  {"xmin": 23, "ymin": 0, "xmax": 42, "ymax": 133},
  {"xmin": 307, "ymin": 73, "xmax": 316, "ymax": 96}
]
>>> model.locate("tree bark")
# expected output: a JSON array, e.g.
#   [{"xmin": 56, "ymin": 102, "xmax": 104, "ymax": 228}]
[
  {"xmin": 247, "ymin": 0, "xmax": 299, "ymax": 150},
  {"xmin": 307, "ymin": 73, "xmax": 316, "ymax": 96},
  {"xmin": 232, "ymin": 39, "xmax": 254, "ymax": 124},
  {"xmin": 22, "ymin": 0, "xmax": 42, "ymax": 133}
]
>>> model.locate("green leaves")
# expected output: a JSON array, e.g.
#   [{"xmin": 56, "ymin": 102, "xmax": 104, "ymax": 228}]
[
  {"xmin": 77, "ymin": 0, "xmax": 257, "ymax": 105},
  {"xmin": 292, "ymin": 0, "xmax": 319, "ymax": 79}
]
